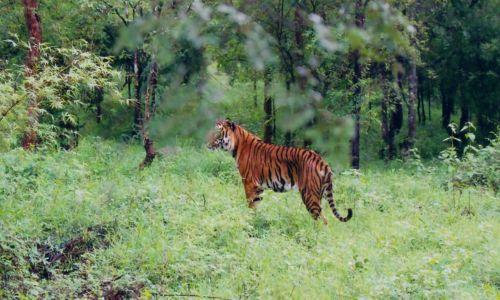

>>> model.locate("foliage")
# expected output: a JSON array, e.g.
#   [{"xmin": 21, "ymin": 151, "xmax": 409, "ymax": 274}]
[
  {"xmin": 0, "ymin": 41, "xmax": 121, "ymax": 149},
  {"xmin": 0, "ymin": 1, "xmax": 499, "ymax": 297},
  {"xmin": 440, "ymin": 123, "xmax": 500, "ymax": 192},
  {"xmin": 0, "ymin": 71, "xmax": 26, "ymax": 150},
  {"xmin": 1, "ymin": 0, "xmax": 498, "ymax": 159},
  {"xmin": 1, "ymin": 139, "xmax": 499, "ymax": 298}
]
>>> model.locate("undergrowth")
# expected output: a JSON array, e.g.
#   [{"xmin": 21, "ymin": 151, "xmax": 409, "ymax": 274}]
[{"xmin": 0, "ymin": 137, "xmax": 498, "ymax": 299}]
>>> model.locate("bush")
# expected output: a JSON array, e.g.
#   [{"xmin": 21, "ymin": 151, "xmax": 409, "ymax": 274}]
[
  {"xmin": 440, "ymin": 124, "xmax": 499, "ymax": 192},
  {"xmin": 0, "ymin": 41, "xmax": 122, "ymax": 150}
]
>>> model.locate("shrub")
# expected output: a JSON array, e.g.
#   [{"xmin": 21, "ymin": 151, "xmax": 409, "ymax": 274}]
[
  {"xmin": 440, "ymin": 123, "xmax": 499, "ymax": 192},
  {"xmin": 0, "ymin": 41, "xmax": 122, "ymax": 150}
]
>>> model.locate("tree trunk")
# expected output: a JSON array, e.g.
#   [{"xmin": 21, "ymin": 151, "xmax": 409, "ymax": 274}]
[
  {"xmin": 140, "ymin": 60, "xmax": 158, "ymax": 168},
  {"xmin": 351, "ymin": 75, "xmax": 361, "ymax": 169},
  {"xmin": 417, "ymin": 83, "xmax": 421, "ymax": 124},
  {"xmin": 273, "ymin": 0, "xmax": 294, "ymax": 146},
  {"xmin": 440, "ymin": 82, "xmax": 453, "ymax": 134},
  {"xmin": 380, "ymin": 71, "xmax": 398, "ymax": 160},
  {"xmin": 420, "ymin": 81, "xmax": 426, "ymax": 124},
  {"xmin": 283, "ymin": 81, "xmax": 293, "ymax": 146},
  {"xmin": 284, "ymin": 131, "xmax": 293, "ymax": 146},
  {"xmin": 140, "ymin": 1, "xmax": 161, "ymax": 169},
  {"xmin": 386, "ymin": 68, "xmax": 404, "ymax": 158},
  {"xmin": 293, "ymin": 4, "xmax": 306, "ymax": 90},
  {"xmin": 350, "ymin": 0, "xmax": 364, "ymax": 169},
  {"xmin": 293, "ymin": 4, "xmax": 316, "ymax": 148},
  {"xmin": 402, "ymin": 61, "xmax": 417, "ymax": 155},
  {"xmin": 253, "ymin": 71, "xmax": 258, "ymax": 108},
  {"xmin": 427, "ymin": 83, "xmax": 431, "ymax": 121},
  {"xmin": 263, "ymin": 68, "xmax": 274, "ymax": 143},
  {"xmin": 127, "ymin": 67, "xmax": 132, "ymax": 100},
  {"xmin": 22, "ymin": 0, "xmax": 42, "ymax": 76},
  {"xmin": 393, "ymin": 70, "xmax": 404, "ymax": 136},
  {"xmin": 459, "ymin": 103, "xmax": 469, "ymax": 130},
  {"xmin": 381, "ymin": 80, "xmax": 390, "ymax": 159},
  {"xmin": 150, "ymin": 65, "xmax": 158, "ymax": 116},
  {"xmin": 272, "ymin": 93, "xmax": 276, "ymax": 139},
  {"xmin": 95, "ymin": 87, "xmax": 103, "ymax": 123},
  {"xmin": 21, "ymin": 0, "xmax": 42, "ymax": 150},
  {"xmin": 391, "ymin": 97, "xmax": 403, "ymax": 134},
  {"xmin": 133, "ymin": 49, "xmax": 143, "ymax": 136}
]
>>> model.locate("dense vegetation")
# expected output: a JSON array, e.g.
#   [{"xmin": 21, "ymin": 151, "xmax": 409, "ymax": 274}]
[
  {"xmin": 1, "ymin": 0, "xmax": 499, "ymax": 298},
  {"xmin": 1, "ymin": 139, "xmax": 499, "ymax": 298}
]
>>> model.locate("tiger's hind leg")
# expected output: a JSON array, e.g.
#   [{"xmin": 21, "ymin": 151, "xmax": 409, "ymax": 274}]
[{"xmin": 299, "ymin": 188, "xmax": 326, "ymax": 224}]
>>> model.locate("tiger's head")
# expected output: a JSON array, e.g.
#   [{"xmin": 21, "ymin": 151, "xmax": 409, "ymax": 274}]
[{"xmin": 207, "ymin": 119, "xmax": 237, "ymax": 151}]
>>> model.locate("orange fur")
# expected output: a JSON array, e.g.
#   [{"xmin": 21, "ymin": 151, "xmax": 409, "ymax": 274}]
[{"xmin": 208, "ymin": 120, "xmax": 353, "ymax": 223}]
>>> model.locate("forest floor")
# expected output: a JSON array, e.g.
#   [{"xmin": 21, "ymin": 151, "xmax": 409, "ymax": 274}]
[{"xmin": 1, "ymin": 138, "xmax": 498, "ymax": 299}]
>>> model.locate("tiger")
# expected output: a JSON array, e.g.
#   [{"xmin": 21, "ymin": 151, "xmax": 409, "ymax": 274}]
[{"xmin": 207, "ymin": 119, "xmax": 352, "ymax": 224}]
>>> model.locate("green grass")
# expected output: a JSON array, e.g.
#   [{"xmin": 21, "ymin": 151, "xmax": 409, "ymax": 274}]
[{"xmin": 1, "ymin": 138, "xmax": 499, "ymax": 299}]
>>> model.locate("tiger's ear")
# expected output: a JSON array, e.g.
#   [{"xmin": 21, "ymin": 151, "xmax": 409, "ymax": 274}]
[
  {"xmin": 227, "ymin": 120, "xmax": 236, "ymax": 131},
  {"xmin": 215, "ymin": 119, "xmax": 224, "ymax": 129}
]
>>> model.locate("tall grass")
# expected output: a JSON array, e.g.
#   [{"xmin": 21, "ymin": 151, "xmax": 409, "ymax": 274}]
[{"xmin": 1, "ymin": 138, "xmax": 498, "ymax": 298}]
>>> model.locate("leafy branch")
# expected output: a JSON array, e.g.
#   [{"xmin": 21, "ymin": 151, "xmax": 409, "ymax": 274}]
[{"xmin": 0, "ymin": 99, "xmax": 23, "ymax": 123}]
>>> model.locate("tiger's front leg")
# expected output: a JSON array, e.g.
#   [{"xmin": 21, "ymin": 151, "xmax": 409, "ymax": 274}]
[{"xmin": 243, "ymin": 180, "xmax": 263, "ymax": 209}]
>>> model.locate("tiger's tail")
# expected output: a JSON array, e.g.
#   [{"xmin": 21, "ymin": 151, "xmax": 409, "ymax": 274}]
[{"xmin": 324, "ymin": 174, "xmax": 353, "ymax": 222}]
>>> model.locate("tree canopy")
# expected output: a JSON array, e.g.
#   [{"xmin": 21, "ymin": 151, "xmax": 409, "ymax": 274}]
[{"xmin": 0, "ymin": 0, "xmax": 498, "ymax": 166}]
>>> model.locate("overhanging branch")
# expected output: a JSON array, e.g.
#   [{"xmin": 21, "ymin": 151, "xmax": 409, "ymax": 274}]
[{"xmin": 0, "ymin": 99, "xmax": 23, "ymax": 123}]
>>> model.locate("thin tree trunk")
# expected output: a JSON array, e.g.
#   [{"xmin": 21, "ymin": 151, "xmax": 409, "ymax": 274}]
[
  {"xmin": 140, "ymin": 60, "xmax": 157, "ymax": 169},
  {"xmin": 427, "ymin": 84, "xmax": 431, "ymax": 121},
  {"xmin": 293, "ymin": 5, "xmax": 306, "ymax": 90},
  {"xmin": 393, "ymin": 70, "xmax": 404, "ymax": 136},
  {"xmin": 283, "ymin": 81, "xmax": 293, "ymax": 146},
  {"xmin": 95, "ymin": 87, "xmax": 103, "ymax": 123},
  {"xmin": 380, "ymin": 70, "xmax": 397, "ymax": 160},
  {"xmin": 420, "ymin": 82, "xmax": 426, "ymax": 124},
  {"xmin": 459, "ymin": 103, "xmax": 469, "ymax": 130},
  {"xmin": 350, "ymin": 0, "xmax": 364, "ymax": 169},
  {"xmin": 440, "ymin": 82, "xmax": 452, "ymax": 134},
  {"xmin": 387, "ymin": 66, "xmax": 404, "ymax": 158},
  {"xmin": 391, "ymin": 97, "xmax": 403, "ymax": 134},
  {"xmin": 293, "ymin": 4, "xmax": 315, "ymax": 148},
  {"xmin": 133, "ymin": 49, "xmax": 143, "ymax": 136},
  {"xmin": 150, "ymin": 65, "xmax": 158, "ymax": 116},
  {"xmin": 21, "ymin": 0, "xmax": 42, "ymax": 150},
  {"xmin": 272, "ymin": 94, "xmax": 276, "ymax": 139},
  {"xmin": 284, "ymin": 131, "xmax": 293, "ymax": 146},
  {"xmin": 381, "ymin": 78, "xmax": 390, "ymax": 159},
  {"xmin": 274, "ymin": 0, "xmax": 293, "ymax": 145},
  {"xmin": 253, "ymin": 70, "xmax": 258, "ymax": 108},
  {"xmin": 263, "ymin": 68, "xmax": 274, "ymax": 143},
  {"xmin": 351, "ymin": 73, "xmax": 361, "ymax": 169},
  {"xmin": 387, "ymin": 85, "xmax": 399, "ymax": 159},
  {"xmin": 417, "ymin": 84, "xmax": 421, "ymax": 124},
  {"xmin": 140, "ymin": 1, "xmax": 161, "ymax": 169},
  {"xmin": 402, "ymin": 61, "xmax": 417, "ymax": 155},
  {"xmin": 127, "ymin": 67, "xmax": 132, "ymax": 100}
]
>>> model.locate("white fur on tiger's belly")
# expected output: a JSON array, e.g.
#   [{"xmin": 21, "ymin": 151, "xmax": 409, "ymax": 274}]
[{"xmin": 262, "ymin": 180, "xmax": 297, "ymax": 192}]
